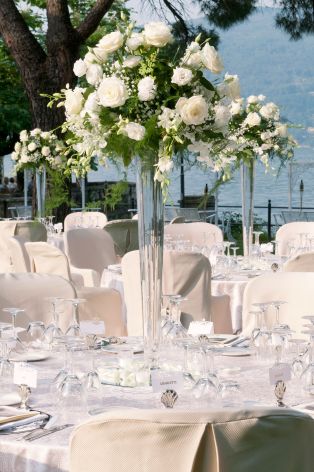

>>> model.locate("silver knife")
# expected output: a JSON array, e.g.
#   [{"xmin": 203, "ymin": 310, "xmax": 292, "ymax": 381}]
[{"xmin": 25, "ymin": 424, "xmax": 73, "ymax": 441}]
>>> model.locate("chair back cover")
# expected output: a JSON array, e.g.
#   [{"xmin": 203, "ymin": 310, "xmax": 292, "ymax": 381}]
[
  {"xmin": 242, "ymin": 272, "xmax": 314, "ymax": 335},
  {"xmin": 283, "ymin": 251, "xmax": 314, "ymax": 272},
  {"xmin": 165, "ymin": 222, "xmax": 223, "ymax": 248},
  {"xmin": 104, "ymin": 219, "xmax": 139, "ymax": 256},
  {"xmin": 7, "ymin": 236, "xmax": 31, "ymax": 272},
  {"xmin": 0, "ymin": 220, "xmax": 46, "ymax": 271},
  {"xmin": 64, "ymin": 211, "xmax": 107, "ymax": 231},
  {"xmin": 0, "ymin": 272, "xmax": 75, "ymax": 329},
  {"xmin": 70, "ymin": 408, "xmax": 314, "ymax": 472},
  {"xmin": 25, "ymin": 241, "xmax": 71, "ymax": 280},
  {"xmin": 65, "ymin": 228, "xmax": 117, "ymax": 275},
  {"xmin": 122, "ymin": 250, "xmax": 231, "ymax": 335},
  {"xmin": 275, "ymin": 222, "xmax": 314, "ymax": 256}
]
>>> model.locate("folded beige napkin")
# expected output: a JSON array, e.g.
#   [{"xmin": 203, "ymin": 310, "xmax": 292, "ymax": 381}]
[{"xmin": 0, "ymin": 406, "xmax": 37, "ymax": 425}]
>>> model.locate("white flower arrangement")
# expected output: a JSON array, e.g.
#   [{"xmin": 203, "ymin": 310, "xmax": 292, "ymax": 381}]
[
  {"xmin": 12, "ymin": 128, "xmax": 65, "ymax": 172},
  {"xmin": 191, "ymin": 90, "xmax": 297, "ymax": 181},
  {"xmin": 48, "ymin": 18, "xmax": 233, "ymax": 185}
]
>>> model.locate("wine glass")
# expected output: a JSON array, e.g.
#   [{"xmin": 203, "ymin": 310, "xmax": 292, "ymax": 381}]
[
  {"xmin": 0, "ymin": 326, "xmax": 14, "ymax": 381},
  {"xmin": 65, "ymin": 299, "xmax": 86, "ymax": 336},
  {"xmin": 300, "ymin": 328, "xmax": 314, "ymax": 394},
  {"xmin": 253, "ymin": 231, "xmax": 263, "ymax": 246},
  {"xmin": 271, "ymin": 300, "xmax": 289, "ymax": 330},
  {"xmin": 166, "ymin": 295, "xmax": 188, "ymax": 340},
  {"xmin": 289, "ymin": 338, "xmax": 307, "ymax": 378},
  {"xmin": 26, "ymin": 321, "xmax": 45, "ymax": 349},
  {"xmin": 2, "ymin": 308, "xmax": 25, "ymax": 352},
  {"xmin": 44, "ymin": 297, "xmax": 64, "ymax": 345},
  {"xmin": 192, "ymin": 339, "xmax": 219, "ymax": 404}
]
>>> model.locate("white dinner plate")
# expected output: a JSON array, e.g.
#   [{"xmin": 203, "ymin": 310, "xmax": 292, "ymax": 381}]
[
  {"xmin": 220, "ymin": 348, "xmax": 254, "ymax": 357},
  {"xmin": 9, "ymin": 351, "xmax": 50, "ymax": 362},
  {"xmin": 0, "ymin": 392, "xmax": 20, "ymax": 406}
]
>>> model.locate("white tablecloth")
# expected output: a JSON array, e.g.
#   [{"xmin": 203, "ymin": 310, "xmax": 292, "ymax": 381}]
[{"xmin": 0, "ymin": 346, "xmax": 313, "ymax": 472}]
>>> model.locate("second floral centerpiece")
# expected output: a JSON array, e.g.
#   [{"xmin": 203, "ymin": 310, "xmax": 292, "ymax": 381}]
[{"xmin": 50, "ymin": 18, "xmax": 237, "ymax": 367}]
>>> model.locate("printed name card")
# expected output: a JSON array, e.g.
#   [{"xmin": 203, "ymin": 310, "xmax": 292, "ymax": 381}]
[
  {"xmin": 80, "ymin": 320, "xmax": 105, "ymax": 335},
  {"xmin": 269, "ymin": 363, "xmax": 291, "ymax": 385},
  {"xmin": 188, "ymin": 320, "xmax": 213, "ymax": 336},
  {"xmin": 13, "ymin": 362, "xmax": 38, "ymax": 388},
  {"xmin": 151, "ymin": 371, "xmax": 184, "ymax": 393}
]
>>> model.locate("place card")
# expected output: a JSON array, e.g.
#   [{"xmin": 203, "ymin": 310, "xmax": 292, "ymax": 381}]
[
  {"xmin": 80, "ymin": 320, "xmax": 105, "ymax": 335},
  {"xmin": 151, "ymin": 371, "xmax": 184, "ymax": 393},
  {"xmin": 188, "ymin": 320, "xmax": 213, "ymax": 336},
  {"xmin": 13, "ymin": 362, "xmax": 38, "ymax": 388},
  {"xmin": 269, "ymin": 363, "xmax": 291, "ymax": 385}
]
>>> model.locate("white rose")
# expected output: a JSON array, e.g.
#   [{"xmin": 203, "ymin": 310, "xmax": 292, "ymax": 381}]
[
  {"xmin": 97, "ymin": 77, "xmax": 128, "ymax": 108},
  {"xmin": 230, "ymin": 100, "xmax": 242, "ymax": 115},
  {"xmin": 64, "ymin": 88, "xmax": 84, "ymax": 115},
  {"xmin": 276, "ymin": 124, "xmax": 288, "ymax": 137},
  {"xmin": 247, "ymin": 95, "xmax": 259, "ymax": 104},
  {"xmin": 158, "ymin": 156, "xmax": 173, "ymax": 173},
  {"xmin": 84, "ymin": 92, "xmax": 100, "ymax": 117},
  {"xmin": 143, "ymin": 22, "xmax": 173, "ymax": 47},
  {"xmin": 97, "ymin": 31, "xmax": 123, "ymax": 54},
  {"xmin": 124, "ymin": 122, "xmax": 145, "ymax": 141},
  {"xmin": 244, "ymin": 112, "xmax": 261, "ymax": 127},
  {"xmin": 42, "ymin": 146, "xmax": 51, "ymax": 157},
  {"xmin": 218, "ymin": 73, "xmax": 240, "ymax": 100},
  {"xmin": 123, "ymin": 56, "xmax": 141, "ymax": 68},
  {"xmin": 54, "ymin": 156, "xmax": 62, "ymax": 167},
  {"xmin": 179, "ymin": 95, "xmax": 209, "ymax": 126},
  {"xmin": 73, "ymin": 59, "xmax": 87, "ymax": 77},
  {"xmin": 214, "ymin": 104, "xmax": 231, "ymax": 129},
  {"xmin": 201, "ymin": 44, "xmax": 223, "ymax": 74},
  {"xmin": 28, "ymin": 142, "xmax": 37, "ymax": 152},
  {"xmin": 158, "ymin": 107, "xmax": 176, "ymax": 129},
  {"xmin": 30, "ymin": 128, "xmax": 41, "ymax": 137},
  {"xmin": 175, "ymin": 97, "xmax": 188, "ymax": 114},
  {"xmin": 186, "ymin": 41, "xmax": 201, "ymax": 53},
  {"xmin": 258, "ymin": 94, "xmax": 266, "ymax": 101},
  {"xmin": 11, "ymin": 151, "xmax": 18, "ymax": 161},
  {"xmin": 19, "ymin": 130, "xmax": 28, "ymax": 142},
  {"xmin": 20, "ymin": 153, "xmax": 30, "ymax": 164},
  {"xmin": 41, "ymin": 131, "xmax": 51, "ymax": 140},
  {"xmin": 171, "ymin": 67, "xmax": 193, "ymax": 86},
  {"xmin": 138, "ymin": 76, "xmax": 156, "ymax": 101},
  {"xmin": 126, "ymin": 33, "xmax": 144, "ymax": 51},
  {"xmin": 84, "ymin": 51, "xmax": 98, "ymax": 65},
  {"xmin": 86, "ymin": 64, "xmax": 103, "ymax": 85},
  {"xmin": 14, "ymin": 142, "xmax": 21, "ymax": 152},
  {"xmin": 260, "ymin": 102, "xmax": 279, "ymax": 120}
]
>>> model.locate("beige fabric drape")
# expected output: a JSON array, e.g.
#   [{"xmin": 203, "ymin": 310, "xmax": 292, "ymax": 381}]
[
  {"xmin": 25, "ymin": 241, "xmax": 71, "ymax": 280},
  {"xmin": 122, "ymin": 250, "xmax": 232, "ymax": 336},
  {"xmin": 283, "ymin": 251, "xmax": 314, "ymax": 271},
  {"xmin": 64, "ymin": 228, "xmax": 117, "ymax": 278},
  {"xmin": 165, "ymin": 222, "xmax": 223, "ymax": 247},
  {"xmin": 7, "ymin": 236, "xmax": 31, "ymax": 272},
  {"xmin": 104, "ymin": 219, "xmax": 139, "ymax": 257},
  {"xmin": 0, "ymin": 221, "xmax": 46, "ymax": 272},
  {"xmin": 275, "ymin": 222, "xmax": 314, "ymax": 256},
  {"xmin": 64, "ymin": 212, "xmax": 107, "ymax": 231},
  {"xmin": 0, "ymin": 272, "xmax": 75, "ymax": 329},
  {"xmin": 242, "ymin": 272, "xmax": 314, "ymax": 335},
  {"xmin": 70, "ymin": 408, "xmax": 314, "ymax": 472}
]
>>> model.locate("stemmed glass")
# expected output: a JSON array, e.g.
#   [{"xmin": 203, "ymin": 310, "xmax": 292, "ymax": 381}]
[
  {"xmin": 271, "ymin": 300, "xmax": 289, "ymax": 330},
  {"xmin": 192, "ymin": 337, "xmax": 219, "ymax": 404},
  {"xmin": 66, "ymin": 299, "xmax": 86, "ymax": 336},
  {"xmin": 166, "ymin": 295, "xmax": 188, "ymax": 340},
  {"xmin": 300, "ymin": 328, "xmax": 314, "ymax": 394},
  {"xmin": 252, "ymin": 302, "xmax": 273, "ymax": 330},
  {"xmin": 2, "ymin": 308, "xmax": 25, "ymax": 352},
  {"xmin": 253, "ymin": 231, "xmax": 263, "ymax": 246},
  {"xmin": 161, "ymin": 294, "xmax": 175, "ymax": 340},
  {"xmin": 44, "ymin": 297, "xmax": 64, "ymax": 345},
  {"xmin": 289, "ymin": 338, "xmax": 307, "ymax": 378},
  {"xmin": 0, "ymin": 325, "xmax": 14, "ymax": 380}
]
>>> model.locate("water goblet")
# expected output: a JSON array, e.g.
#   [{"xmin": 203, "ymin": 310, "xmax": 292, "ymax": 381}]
[
  {"xmin": 253, "ymin": 231, "xmax": 263, "ymax": 246},
  {"xmin": 300, "ymin": 328, "xmax": 314, "ymax": 394},
  {"xmin": 44, "ymin": 297, "xmax": 64, "ymax": 345},
  {"xmin": 26, "ymin": 321, "xmax": 45, "ymax": 349},
  {"xmin": 2, "ymin": 307, "xmax": 25, "ymax": 352},
  {"xmin": 289, "ymin": 338, "xmax": 307, "ymax": 378},
  {"xmin": 219, "ymin": 380, "xmax": 242, "ymax": 407},
  {"xmin": 0, "ymin": 326, "xmax": 15, "ymax": 381},
  {"xmin": 271, "ymin": 300, "xmax": 289, "ymax": 330},
  {"xmin": 252, "ymin": 302, "xmax": 273, "ymax": 331},
  {"xmin": 166, "ymin": 295, "xmax": 188, "ymax": 340},
  {"xmin": 65, "ymin": 299, "xmax": 86, "ymax": 336},
  {"xmin": 192, "ymin": 341, "xmax": 219, "ymax": 404}
]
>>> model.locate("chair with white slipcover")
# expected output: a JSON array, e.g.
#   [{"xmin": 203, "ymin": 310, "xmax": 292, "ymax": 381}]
[
  {"xmin": 242, "ymin": 272, "xmax": 314, "ymax": 335},
  {"xmin": 64, "ymin": 211, "xmax": 107, "ymax": 231},
  {"xmin": 121, "ymin": 250, "xmax": 232, "ymax": 336},
  {"xmin": 275, "ymin": 222, "xmax": 314, "ymax": 256},
  {"xmin": 164, "ymin": 222, "xmax": 223, "ymax": 249},
  {"xmin": 283, "ymin": 252, "xmax": 314, "ymax": 272},
  {"xmin": 70, "ymin": 408, "xmax": 314, "ymax": 472},
  {"xmin": 104, "ymin": 219, "xmax": 139, "ymax": 257}
]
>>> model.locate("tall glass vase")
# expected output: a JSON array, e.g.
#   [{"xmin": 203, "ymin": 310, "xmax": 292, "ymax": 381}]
[
  {"xmin": 35, "ymin": 165, "xmax": 46, "ymax": 218},
  {"xmin": 241, "ymin": 159, "xmax": 255, "ymax": 257},
  {"xmin": 136, "ymin": 157, "xmax": 164, "ymax": 370}
]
